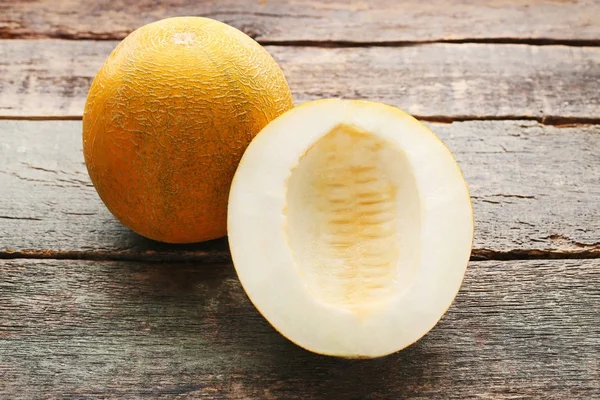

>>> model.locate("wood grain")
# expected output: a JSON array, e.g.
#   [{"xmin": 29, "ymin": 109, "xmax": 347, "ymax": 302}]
[
  {"xmin": 1, "ymin": 40, "xmax": 599, "ymax": 120},
  {"xmin": 0, "ymin": 258, "xmax": 598, "ymax": 399},
  {"xmin": 1, "ymin": 119, "xmax": 598, "ymax": 259},
  {"xmin": 1, "ymin": 0, "xmax": 599, "ymax": 43}
]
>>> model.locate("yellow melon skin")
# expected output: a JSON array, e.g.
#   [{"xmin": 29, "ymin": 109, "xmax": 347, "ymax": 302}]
[{"xmin": 83, "ymin": 17, "xmax": 294, "ymax": 243}]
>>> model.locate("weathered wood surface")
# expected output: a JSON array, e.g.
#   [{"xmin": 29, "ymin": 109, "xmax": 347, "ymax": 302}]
[
  {"xmin": 0, "ymin": 258, "xmax": 598, "ymax": 399},
  {"xmin": 1, "ymin": 2, "xmax": 598, "ymax": 398},
  {"xmin": 1, "ymin": 119, "xmax": 598, "ymax": 260},
  {"xmin": 1, "ymin": 40, "xmax": 599, "ymax": 120},
  {"xmin": 1, "ymin": 0, "xmax": 599, "ymax": 43}
]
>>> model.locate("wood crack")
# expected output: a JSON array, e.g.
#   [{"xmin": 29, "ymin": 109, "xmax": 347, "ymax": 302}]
[
  {"xmin": 2, "ymin": 30, "xmax": 599, "ymax": 47},
  {"xmin": 259, "ymin": 38, "xmax": 600, "ymax": 48},
  {"xmin": 3, "ymin": 114, "xmax": 600, "ymax": 127},
  {"xmin": 198, "ymin": 11, "xmax": 321, "ymax": 20},
  {"xmin": 491, "ymin": 194, "xmax": 536, "ymax": 199},
  {"xmin": 1, "ymin": 248, "xmax": 598, "ymax": 263},
  {"xmin": 0, "ymin": 215, "xmax": 42, "ymax": 221},
  {"xmin": 21, "ymin": 162, "xmax": 58, "ymax": 174},
  {"xmin": 416, "ymin": 115, "xmax": 600, "ymax": 127},
  {"xmin": 472, "ymin": 248, "xmax": 600, "ymax": 261},
  {"xmin": 0, "ymin": 249, "xmax": 231, "ymax": 263},
  {"xmin": 0, "ymin": 115, "xmax": 83, "ymax": 121}
]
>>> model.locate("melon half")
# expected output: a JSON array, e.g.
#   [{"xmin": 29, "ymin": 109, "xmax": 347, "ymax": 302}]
[{"xmin": 228, "ymin": 99, "xmax": 474, "ymax": 358}]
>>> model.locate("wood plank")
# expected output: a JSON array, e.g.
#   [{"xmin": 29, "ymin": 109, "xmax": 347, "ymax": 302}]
[
  {"xmin": 1, "ymin": 40, "xmax": 599, "ymax": 120},
  {"xmin": 0, "ymin": 258, "xmax": 598, "ymax": 398},
  {"xmin": 1, "ymin": 119, "xmax": 599, "ymax": 259},
  {"xmin": 1, "ymin": 0, "xmax": 599, "ymax": 43}
]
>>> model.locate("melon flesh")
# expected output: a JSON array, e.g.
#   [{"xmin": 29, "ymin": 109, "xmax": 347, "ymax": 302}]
[{"xmin": 228, "ymin": 99, "xmax": 473, "ymax": 358}]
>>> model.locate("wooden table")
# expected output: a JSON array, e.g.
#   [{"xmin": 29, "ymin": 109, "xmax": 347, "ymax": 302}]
[{"xmin": 1, "ymin": 1, "xmax": 599, "ymax": 398}]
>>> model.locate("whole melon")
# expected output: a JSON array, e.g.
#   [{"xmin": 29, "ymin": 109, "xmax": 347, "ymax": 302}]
[{"xmin": 83, "ymin": 17, "xmax": 294, "ymax": 243}]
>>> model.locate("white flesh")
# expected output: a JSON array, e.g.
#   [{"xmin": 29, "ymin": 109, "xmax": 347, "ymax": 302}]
[{"xmin": 228, "ymin": 99, "xmax": 473, "ymax": 358}]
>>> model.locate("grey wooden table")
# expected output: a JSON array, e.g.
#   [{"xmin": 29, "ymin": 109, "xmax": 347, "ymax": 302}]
[{"xmin": 1, "ymin": 1, "xmax": 599, "ymax": 398}]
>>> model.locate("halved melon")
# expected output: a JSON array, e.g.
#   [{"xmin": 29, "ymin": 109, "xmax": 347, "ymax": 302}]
[{"xmin": 228, "ymin": 99, "xmax": 473, "ymax": 358}]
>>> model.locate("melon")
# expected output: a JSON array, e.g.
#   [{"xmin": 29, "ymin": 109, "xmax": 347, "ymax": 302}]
[
  {"xmin": 83, "ymin": 17, "xmax": 293, "ymax": 243},
  {"xmin": 228, "ymin": 99, "xmax": 473, "ymax": 358}
]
